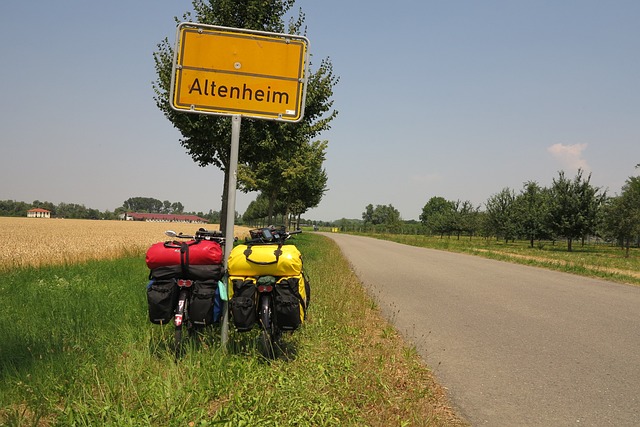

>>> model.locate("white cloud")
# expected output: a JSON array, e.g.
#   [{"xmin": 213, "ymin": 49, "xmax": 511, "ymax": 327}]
[{"xmin": 547, "ymin": 143, "xmax": 590, "ymax": 172}]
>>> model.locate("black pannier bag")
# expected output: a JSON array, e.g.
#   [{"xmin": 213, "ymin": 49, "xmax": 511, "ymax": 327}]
[
  {"xmin": 146, "ymin": 279, "xmax": 178, "ymax": 324},
  {"xmin": 230, "ymin": 278, "xmax": 257, "ymax": 331},
  {"xmin": 189, "ymin": 280, "xmax": 220, "ymax": 326},
  {"xmin": 274, "ymin": 277, "xmax": 305, "ymax": 331}
]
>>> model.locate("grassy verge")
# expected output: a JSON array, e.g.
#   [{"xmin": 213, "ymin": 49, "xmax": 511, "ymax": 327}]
[
  {"xmin": 357, "ymin": 233, "xmax": 640, "ymax": 286},
  {"xmin": 0, "ymin": 233, "xmax": 465, "ymax": 426}
]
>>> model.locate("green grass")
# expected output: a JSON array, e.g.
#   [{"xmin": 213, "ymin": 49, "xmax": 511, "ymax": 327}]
[
  {"xmin": 359, "ymin": 233, "xmax": 640, "ymax": 286},
  {"xmin": 0, "ymin": 234, "xmax": 464, "ymax": 426}
]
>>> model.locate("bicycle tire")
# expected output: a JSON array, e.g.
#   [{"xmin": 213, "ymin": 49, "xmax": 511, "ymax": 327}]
[
  {"xmin": 174, "ymin": 291, "xmax": 189, "ymax": 360},
  {"xmin": 258, "ymin": 294, "xmax": 276, "ymax": 359},
  {"xmin": 174, "ymin": 325, "xmax": 184, "ymax": 360}
]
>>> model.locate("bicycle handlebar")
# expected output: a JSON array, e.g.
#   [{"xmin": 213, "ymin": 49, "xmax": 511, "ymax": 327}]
[
  {"xmin": 165, "ymin": 228, "xmax": 226, "ymax": 245},
  {"xmin": 245, "ymin": 226, "xmax": 302, "ymax": 244}
]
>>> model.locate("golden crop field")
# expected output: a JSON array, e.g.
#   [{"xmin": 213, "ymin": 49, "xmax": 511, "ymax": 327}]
[{"xmin": 0, "ymin": 217, "xmax": 252, "ymax": 271}]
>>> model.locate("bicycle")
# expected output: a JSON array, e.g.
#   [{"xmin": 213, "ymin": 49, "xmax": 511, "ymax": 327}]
[
  {"xmin": 228, "ymin": 226, "xmax": 310, "ymax": 359},
  {"xmin": 146, "ymin": 228, "xmax": 225, "ymax": 360}
]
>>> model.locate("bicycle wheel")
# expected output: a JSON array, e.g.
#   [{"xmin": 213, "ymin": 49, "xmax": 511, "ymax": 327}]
[
  {"xmin": 174, "ymin": 325, "xmax": 184, "ymax": 360},
  {"xmin": 258, "ymin": 294, "xmax": 276, "ymax": 359}
]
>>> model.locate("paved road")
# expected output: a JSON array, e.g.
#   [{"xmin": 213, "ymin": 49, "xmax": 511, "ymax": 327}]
[{"xmin": 320, "ymin": 233, "xmax": 640, "ymax": 426}]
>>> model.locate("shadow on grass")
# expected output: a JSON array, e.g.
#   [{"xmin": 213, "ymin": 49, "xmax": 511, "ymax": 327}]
[
  {"xmin": 225, "ymin": 328, "xmax": 300, "ymax": 362},
  {"xmin": 147, "ymin": 323, "xmax": 300, "ymax": 362},
  {"xmin": 0, "ymin": 334, "xmax": 41, "ymax": 378}
]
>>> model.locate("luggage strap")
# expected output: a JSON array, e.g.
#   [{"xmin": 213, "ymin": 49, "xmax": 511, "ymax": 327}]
[
  {"xmin": 163, "ymin": 240, "xmax": 200, "ymax": 276},
  {"xmin": 179, "ymin": 242, "xmax": 188, "ymax": 276},
  {"xmin": 243, "ymin": 244, "xmax": 283, "ymax": 265}
]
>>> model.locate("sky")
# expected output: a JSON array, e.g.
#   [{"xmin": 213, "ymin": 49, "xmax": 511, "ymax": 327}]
[{"xmin": 1, "ymin": 1, "xmax": 639, "ymax": 221}]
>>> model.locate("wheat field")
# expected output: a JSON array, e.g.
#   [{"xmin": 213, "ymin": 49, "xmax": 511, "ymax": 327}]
[{"xmin": 0, "ymin": 217, "xmax": 251, "ymax": 271}]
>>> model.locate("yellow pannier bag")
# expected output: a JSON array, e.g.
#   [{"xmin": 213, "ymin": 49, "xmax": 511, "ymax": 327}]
[{"xmin": 228, "ymin": 244, "xmax": 303, "ymax": 277}]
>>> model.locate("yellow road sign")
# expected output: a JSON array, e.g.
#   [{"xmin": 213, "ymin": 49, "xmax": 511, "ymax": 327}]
[{"xmin": 170, "ymin": 23, "xmax": 309, "ymax": 122}]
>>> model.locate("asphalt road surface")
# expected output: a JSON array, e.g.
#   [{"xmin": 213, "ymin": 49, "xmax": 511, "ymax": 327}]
[{"xmin": 320, "ymin": 233, "xmax": 640, "ymax": 426}]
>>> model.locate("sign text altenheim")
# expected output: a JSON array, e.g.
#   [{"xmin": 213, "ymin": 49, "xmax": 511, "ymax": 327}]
[{"xmin": 170, "ymin": 23, "xmax": 309, "ymax": 122}]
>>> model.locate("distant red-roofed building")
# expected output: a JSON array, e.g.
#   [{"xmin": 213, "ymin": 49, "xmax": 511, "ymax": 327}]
[
  {"xmin": 122, "ymin": 212, "xmax": 208, "ymax": 224},
  {"xmin": 27, "ymin": 208, "xmax": 51, "ymax": 218}
]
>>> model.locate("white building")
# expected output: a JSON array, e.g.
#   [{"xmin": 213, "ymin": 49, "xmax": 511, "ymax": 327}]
[{"xmin": 27, "ymin": 208, "xmax": 51, "ymax": 218}]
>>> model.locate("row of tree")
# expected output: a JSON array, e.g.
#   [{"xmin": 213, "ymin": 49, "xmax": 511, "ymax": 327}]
[
  {"xmin": 0, "ymin": 199, "xmax": 105, "ymax": 220},
  {"xmin": 122, "ymin": 197, "xmax": 184, "ymax": 214},
  {"xmin": 361, "ymin": 168, "xmax": 639, "ymax": 255},
  {"xmin": 0, "ymin": 197, "xmax": 223, "ymax": 223},
  {"xmin": 299, "ymin": 172, "xmax": 638, "ymax": 257},
  {"xmin": 362, "ymin": 204, "xmax": 401, "ymax": 226}
]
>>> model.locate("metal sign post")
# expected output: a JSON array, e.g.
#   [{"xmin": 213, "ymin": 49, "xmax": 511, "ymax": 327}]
[
  {"xmin": 169, "ymin": 23, "xmax": 309, "ymax": 349},
  {"xmin": 220, "ymin": 114, "xmax": 241, "ymax": 347}
]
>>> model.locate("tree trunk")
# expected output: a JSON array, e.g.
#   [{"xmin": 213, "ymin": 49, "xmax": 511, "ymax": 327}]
[
  {"xmin": 267, "ymin": 191, "xmax": 276, "ymax": 225},
  {"xmin": 568, "ymin": 238, "xmax": 573, "ymax": 252},
  {"xmin": 625, "ymin": 237, "xmax": 630, "ymax": 258}
]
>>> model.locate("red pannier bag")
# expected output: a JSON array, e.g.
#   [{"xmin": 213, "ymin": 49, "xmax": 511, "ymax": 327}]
[{"xmin": 145, "ymin": 240, "xmax": 223, "ymax": 270}]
